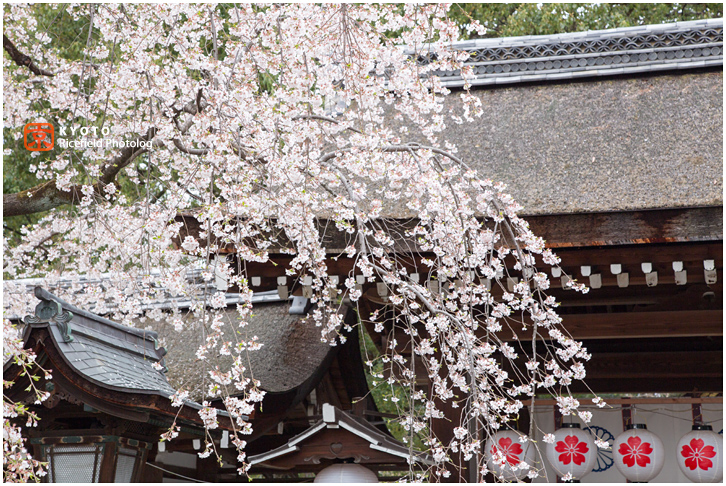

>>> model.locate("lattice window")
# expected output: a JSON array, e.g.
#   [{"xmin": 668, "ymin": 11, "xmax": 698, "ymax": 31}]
[{"xmin": 43, "ymin": 444, "xmax": 104, "ymax": 483}]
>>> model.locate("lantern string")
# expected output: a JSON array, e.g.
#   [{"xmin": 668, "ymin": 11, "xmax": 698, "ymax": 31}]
[
  {"xmin": 628, "ymin": 407, "xmax": 723, "ymax": 425},
  {"xmin": 535, "ymin": 406, "xmax": 723, "ymax": 429}
]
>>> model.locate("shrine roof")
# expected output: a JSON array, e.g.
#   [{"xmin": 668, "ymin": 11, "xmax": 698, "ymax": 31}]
[
  {"xmin": 379, "ymin": 70, "xmax": 722, "ymax": 216},
  {"xmin": 153, "ymin": 297, "xmax": 341, "ymax": 399},
  {"xmin": 5, "ymin": 287, "xmax": 213, "ymax": 414}
]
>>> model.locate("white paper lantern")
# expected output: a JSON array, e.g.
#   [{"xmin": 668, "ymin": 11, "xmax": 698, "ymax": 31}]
[
  {"xmin": 314, "ymin": 463, "xmax": 378, "ymax": 483},
  {"xmin": 613, "ymin": 424, "xmax": 665, "ymax": 482},
  {"xmin": 546, "ymin": 423, "xmax": 597, "ymax": 482},
  {"xmin": 676, "ymin": 425, "xmax": 723, "ymax": 483},
  {"xmin": 485, "ymin": 430, "xmax": 536, "ymax": 481}
]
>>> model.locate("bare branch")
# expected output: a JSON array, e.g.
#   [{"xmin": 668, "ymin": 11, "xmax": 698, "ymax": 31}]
[
  {"xmin": 292, "ymin": 114, "xmax": 362, "ymax": 134},
  {"xmin": 173, "ymin": 138, "xmax": 208, "ymax": 156},
  {"xmin": 318, "ymin": 142, "xmax": 464, "ymax": 165},
  {"xmin": 3, "ymin": 35, "xmax": 54, "ymax": 77},
  {"xmin": 209, "ymin": 8, "xmax": 219, "ymax": 61},
  {"xmin": 3, "ymin": 128, "xmax": 157, "ymax": 217}
]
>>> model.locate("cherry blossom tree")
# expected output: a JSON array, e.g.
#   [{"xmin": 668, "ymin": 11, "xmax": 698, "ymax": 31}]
[{"xmin": 3, "ymin": 4, "xmax": 603, "ymax": 481}]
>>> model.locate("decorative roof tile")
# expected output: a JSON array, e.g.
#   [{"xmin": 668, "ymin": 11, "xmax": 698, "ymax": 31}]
[{"xmin": 416, "ymin": 19, "xmax": 722, "ymax": 87}]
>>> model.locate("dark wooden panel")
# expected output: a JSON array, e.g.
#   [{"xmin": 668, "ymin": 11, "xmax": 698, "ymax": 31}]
[
  {"xmin": 583, "ymin": 350, "xmax": 722, "ymax": 379},
  {"xmin": 178, "ymin": 206, "xmax": 723, "ymax": 256},
  {"xmin": 505, "ymin": 310, "xmax": 723, "ymax": 341},
  {"xmin": 567, "ymin": 377, "xmax": 723, "ymax": 394},
  {"xmin": 510, "ymin": 347, "xmax": 722, "ymax": 394}
]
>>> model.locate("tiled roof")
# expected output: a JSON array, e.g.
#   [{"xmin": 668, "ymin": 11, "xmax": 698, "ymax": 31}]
[
  {"xmin": 51, "ymin": 320, "xmax": 175, "ymax": 395},
  {"xmin": 416, "ymin": 18, "xmax": 723, "ymax": 87},
  {"xmin": 14, "ymin": 287, "xmax": 208, "ymax": 410}
]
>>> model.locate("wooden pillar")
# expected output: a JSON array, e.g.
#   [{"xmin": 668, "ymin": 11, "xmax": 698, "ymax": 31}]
[
  {"xmin": 141, "ymin": 448, "xmax": 163, "ymax": 482},
  {"xmin": 553, "ymin": 406, "xmax": 563, "ymax": 483},
  {"xmin": 99, "ymin": 442, "xmax": 117, "ymax": 483},
  {"xmin": 621, "ymin": 402, "xmax": 633, "ymax": 484},
  {"xmin": 621, "ymin": 402, "xmax": 633, "ymax": 430},
  {"xmin": 691, "ymin": 393, "xmax": 704, "ymax": 425}
]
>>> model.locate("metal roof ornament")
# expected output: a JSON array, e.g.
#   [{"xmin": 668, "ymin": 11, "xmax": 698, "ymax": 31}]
[{"xmin": 23, "ymin": 290, "xmax": 74, "ymax": 343}]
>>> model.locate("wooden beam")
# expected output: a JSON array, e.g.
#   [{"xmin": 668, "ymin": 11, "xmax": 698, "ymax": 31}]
[
  {"xmin": 237, "ymin": 243, "xmax": 722, "ymax": 277},
  {"xmin": 179, "ymin": 207, "xmax": 723, "ymax": 255},
  {"xmin": 523, "ymin": 206, "xmax": 723, "ymax": 248},
  {"xmin": 552, "ymin": 241, "xmax": 722, "ymax": 268},
  {"xmin": 506, "ymin": 310, "xmax": 722, "ymax": 341},
  {"xmin": 549, "ymin": 282, "xmax": 721, "ymax": 308},
  {"xmin": 532, "ymin": 397, "xmax": 723, "ymax": 406}
]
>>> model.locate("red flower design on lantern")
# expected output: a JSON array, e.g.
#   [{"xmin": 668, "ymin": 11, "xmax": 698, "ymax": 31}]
[
  {"xmin": 491, "ymin": 437, "xmax": 523, "ymax": 466},
  {"xmin": 618, "ymin": 436, "xmax": 653, "ymax": 467},
  {"xmin": 555, "ymin": 435, "xmax": 589, "ymax": 465},
  {"xmin": 681, "ymin": 438, "xmax": 717, "ymax": 471}
]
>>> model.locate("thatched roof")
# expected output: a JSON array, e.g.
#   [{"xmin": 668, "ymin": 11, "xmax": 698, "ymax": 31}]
[
  {"xmin": 382, "ymin": 70, "xmax": 722, "ymax": 216},
  {"xmin": 149, "ymin": 300, "xmax": 339, "ymax": 400}
]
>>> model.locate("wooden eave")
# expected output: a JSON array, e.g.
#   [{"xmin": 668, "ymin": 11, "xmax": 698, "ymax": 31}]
[{"xmin": 247, "ymin": 404, "xmax": 432, "ymax": 471}]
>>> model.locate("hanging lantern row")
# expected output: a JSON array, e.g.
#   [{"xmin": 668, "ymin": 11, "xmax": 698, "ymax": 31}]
[
  {"xmin": 483, "ymin": 424, "xmax": 722, "ymax": 483},
  {"xmin": 612, "ymin": 423, "xmax": 723, "ymax": 484}
]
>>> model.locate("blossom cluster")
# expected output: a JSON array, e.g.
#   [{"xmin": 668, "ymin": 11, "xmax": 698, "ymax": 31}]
[
  {"xmin": 3, "ymin": 4, "xmax": 601, "ymax": 481},
  {"xmin": 3, "ymin": 321, "xmax": 49, "ymax": 482}
]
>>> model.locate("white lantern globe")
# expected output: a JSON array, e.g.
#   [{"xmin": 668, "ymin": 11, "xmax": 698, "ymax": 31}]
[
  {"xmin": 484, "ymin": 429, "xmax": 536, "ymax": 481},
  {"xmin": 545, "ymin": 423, "xmax": 597, "ymax": 482},
  {"xmin": 676, "ymin": 425, "xmax": 723, "ymax": 483},
  {"xmin": 314, "ymin": 463, "xmax": 379, "ymax": 483},
  {"xmin": 613, "ymin": 424, "xmax": 665, "ymax": 482}
]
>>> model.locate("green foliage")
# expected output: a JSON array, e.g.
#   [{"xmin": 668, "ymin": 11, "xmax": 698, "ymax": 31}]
[
  {"xmin": 30, "ymin": 4, "xmax": 95, "ymax": 61},
  {"xmin": 3, "ymin": 5, "xmax": 94, "ymax": 239},
  {"xmin": 450, "ymin": 3, "xmax": 723, "ymax": 39},
  {"xmin": 2, "ymin": 130, "xmax": 48, "ymax": 245},
  {"xmin": 358, "ymin": 324, "xmax": 428, "ymax": 450}
]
